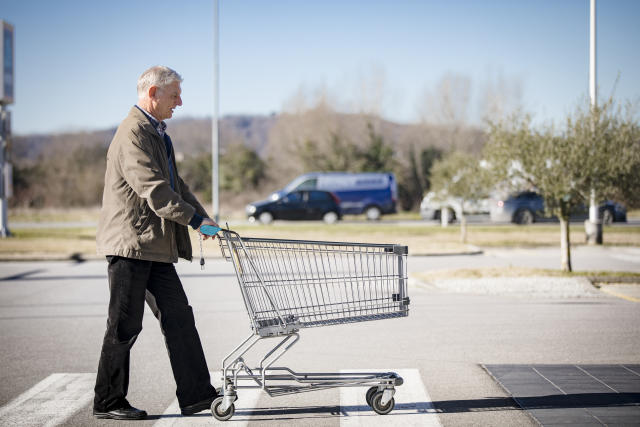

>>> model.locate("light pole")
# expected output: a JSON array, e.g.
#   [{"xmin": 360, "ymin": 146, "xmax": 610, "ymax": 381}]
[
  {"xmin": 212, "ymin": 0, "xmax": 220, "ymax": 223},
  {"xmin": 586, "ymin": 0, "xmax": 602, "ymax": 244}
]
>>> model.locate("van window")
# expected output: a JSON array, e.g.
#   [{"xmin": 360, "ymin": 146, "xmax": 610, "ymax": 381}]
[{"xmin": 295, "ymin": 178, "xmax": 317, "ymax": 191}]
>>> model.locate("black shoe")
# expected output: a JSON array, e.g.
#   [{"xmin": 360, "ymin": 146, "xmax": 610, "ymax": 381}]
[
  {"xmin": 180, "ymin": 395, "xmax": 217, "ymax": 416},
  {"xmin": 93, "ymin": 406, "xmax": 147, "ymax": 420}
]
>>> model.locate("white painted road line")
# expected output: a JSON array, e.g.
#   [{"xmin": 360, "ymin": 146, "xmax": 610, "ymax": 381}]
[
  {"xmin": 339, "ymin": 369, "xmax": 442, "ymax": 426},
  {"xmin": 153, "ymin": 371, "xmax": 263, "ymax": 426},
  {"xmin": 612, "ymin": 253, "xmax": 640, "ymax": 263},
  {"xmin": 0, "ymin": 373, "xmax": 94, "ymax": 427}
]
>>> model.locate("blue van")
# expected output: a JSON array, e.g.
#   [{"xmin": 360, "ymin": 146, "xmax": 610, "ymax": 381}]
[{"xmin": 275, "ymin": 172, "xmax": 397, "ymax": 220}]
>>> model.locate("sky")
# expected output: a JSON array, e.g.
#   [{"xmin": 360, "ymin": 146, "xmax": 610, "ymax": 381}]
[{"xmin": 1, "ymin": 0, "xmax": 639, "ymax": 135}]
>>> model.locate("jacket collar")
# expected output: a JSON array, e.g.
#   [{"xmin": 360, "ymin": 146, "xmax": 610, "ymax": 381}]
[
  {"xmin": 128, "ymin": 106, "xmax": 163, "ymax": 140},
  {"xmin": 134, "ymin": 105, "xmax": 167, "ymax": 137}
]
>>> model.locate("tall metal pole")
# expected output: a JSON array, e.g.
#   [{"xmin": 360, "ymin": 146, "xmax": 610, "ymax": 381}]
[
  {"xmin": 587, "ymin": 0, "xmax": 602, "ymax": 244},
  {"xmin": 589, "ymin": 0, "xmax": 596, "ymax": 106},
  {"xmin": 212, "ymin": 0, "xmax": 220, "ymax": 223},
  {"xmin": 0, "ymin": 105, "xmax": 8, "ymax": 237}
]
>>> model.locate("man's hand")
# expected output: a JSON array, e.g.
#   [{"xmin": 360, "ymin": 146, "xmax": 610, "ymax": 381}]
[{"xmin": 198, "ymin": 217, "xmax": 220, "ymax": 240}]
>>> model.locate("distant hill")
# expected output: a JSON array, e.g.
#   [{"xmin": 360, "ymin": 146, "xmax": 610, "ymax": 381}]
[
  {"xmin": 8, "ymin": 110, "xmax": 489, "ymax": 210},
  {"xmin": 11, "ymin": 114, "xmax": 279, "ymax": 163},
  {"xmin": 11, "ymin": 111, "xmax": 486, "ymax": 165}
]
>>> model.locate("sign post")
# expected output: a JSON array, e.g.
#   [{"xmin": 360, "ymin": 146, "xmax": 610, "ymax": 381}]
[{"xmin": 0, "ymin": 19, "xmax": 15, "ymax": 237}]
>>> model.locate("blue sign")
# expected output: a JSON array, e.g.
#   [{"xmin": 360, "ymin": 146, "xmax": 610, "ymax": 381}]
[{"xmin": 2, "ymin": 23, "xmax": 13, "ymax": 104}]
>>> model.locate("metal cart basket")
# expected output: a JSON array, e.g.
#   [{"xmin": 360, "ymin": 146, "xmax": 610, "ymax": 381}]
[{"xmin": 211, "ymin": 228, "xmax": 409, "ymax": 420}]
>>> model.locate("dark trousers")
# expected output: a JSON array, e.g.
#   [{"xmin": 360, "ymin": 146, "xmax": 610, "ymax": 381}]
[{"xmin": 94, "ymin": 256, "xmax": 215, "ymax": 411}]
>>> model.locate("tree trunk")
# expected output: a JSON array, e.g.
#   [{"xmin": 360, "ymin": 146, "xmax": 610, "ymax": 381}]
[
  {"xmin": 586, "ymin": 188, "xmax": 603, "ymax": 245},
  {"xmin": 460, "ymin": 213, "xmax": 467, "ymax": 243},
  {"xmin": 440, "ymin": 207, "xmax": 450, "ymax": 227},
  {"xmin": 560, "ymin": 217, "xmax": 572, "ymax": 272}
]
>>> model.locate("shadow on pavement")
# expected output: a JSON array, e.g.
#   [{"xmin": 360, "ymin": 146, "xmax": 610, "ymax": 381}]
[
  {"xmin": 0, "ymin": 273, "xmax": 235, "ymax": 281},
  {"xmin": 433, "ymin": 393, "xmax": 640, "ymax": 413}
]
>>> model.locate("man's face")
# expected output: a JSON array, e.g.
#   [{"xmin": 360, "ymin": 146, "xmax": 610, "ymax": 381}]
[{"xmin": 152, "ymin": 80, "xmax": 182, "ymax": 121}]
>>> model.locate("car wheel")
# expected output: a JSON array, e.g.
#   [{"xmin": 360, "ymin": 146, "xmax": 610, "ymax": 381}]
[
  {"xmin": 602, "ymin": 209, "xmax": 613, "ymax": 225},
  {"xmin": 365, "ymin": 206, "xmax": 381, "ymax": 221},
  {"xmin": 259, "ymin": 211, "xmax": 274, "ymax": 224},
  {"xmin": 437, "ymin": 208, "xmax": 456, "ymax": 222},
  {"xmin": 323, "ymin": 211, "xmax": 339, "ymax": 224},
  {"xmin": 514, "ymin": 209, "xmax": 534, "ymax": 225}
]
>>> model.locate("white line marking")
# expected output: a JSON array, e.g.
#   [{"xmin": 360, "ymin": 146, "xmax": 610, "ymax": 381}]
[
  {"xmin": 339, "ymin": 368, "xmax": 442, "ymax": 427},
  {"xmin": 611, "ymin": 253, "xmax": 640, "ymax": 263},
  {"xmin": 0, "ymin": 373, "xmax": 95, "ymax": 427},
  {"xmin": 576, "ymin": 366, "xmax": 619, "ymax": 393},
  {"xmin": 621, "ymin": 365, "xmax": 640, "ymax": 377},
  {"xmin": 531, "ymin": 366, "xmax": 568, "ymax": 395},
  {"xmin": 153, "ymin": 371, "xmax": 262, "ymax": 426}
]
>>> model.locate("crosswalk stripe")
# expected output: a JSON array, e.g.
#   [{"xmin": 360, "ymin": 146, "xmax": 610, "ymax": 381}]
[
  {"xmin": 153, "ymin": 371, "xmax": 263, "ymax": 426},
  {"xmin": 339, "ymin": 369, "xmax": 442, "ymax": 426},
  {"xmin": 0, "ymin": 369, "xmax": 437, "ymax": 425},
  {"xmin": 0, "ymin": 373, "xmax": 95, "ymax": 427}
]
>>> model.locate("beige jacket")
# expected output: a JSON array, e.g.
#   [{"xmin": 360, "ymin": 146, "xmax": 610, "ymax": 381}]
[{"xmin": 96, "ymin": 107, "xmax": 208, "ymax": 263}]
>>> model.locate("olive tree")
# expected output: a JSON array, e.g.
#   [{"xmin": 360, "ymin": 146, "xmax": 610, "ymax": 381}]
[
  {"xmin": 566, "ymin": 99, "xmax": 640, "ymax": 242},
  {"xmin": 430, "ymin": 151, "xmax": 490, "ymax": 243},
  {"xmin": 484, "ymin": 100, "xmax": 639, "ymax": 271}
]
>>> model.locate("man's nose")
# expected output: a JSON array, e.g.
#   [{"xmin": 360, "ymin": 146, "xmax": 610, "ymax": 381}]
[{"xmin": 177, "ymin": 96, "xmax": 182, "ymax": 106}]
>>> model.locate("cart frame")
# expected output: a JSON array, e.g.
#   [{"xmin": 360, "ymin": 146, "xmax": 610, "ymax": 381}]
[{"xmin": 212, "ymin": 228, "xmax": 409, "ymax": 420}]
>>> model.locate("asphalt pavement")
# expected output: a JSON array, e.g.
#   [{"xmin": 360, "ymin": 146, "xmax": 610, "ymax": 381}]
[{"xmin": 0, "ymin": 246, "xmax": 638, "ymax": 426}]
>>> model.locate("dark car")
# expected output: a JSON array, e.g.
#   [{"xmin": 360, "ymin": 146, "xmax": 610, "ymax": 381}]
[
  {"xmin": 246, "ymin": 190, "xmax": 342, "ymax": 224},
  {"xmin": 490, "ymin": 191, "xmax": 627, "ymax": 225}
]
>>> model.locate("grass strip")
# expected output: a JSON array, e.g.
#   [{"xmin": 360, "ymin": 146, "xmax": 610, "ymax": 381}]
[{"xmin": 413, "ymin": 267, "xmax": 640, "ymax": 284}]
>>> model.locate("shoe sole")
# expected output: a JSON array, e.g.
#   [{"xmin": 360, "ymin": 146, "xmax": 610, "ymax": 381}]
[
  {"xmin": 181, "ymin": 403, "xmax": 214, "ymax": 416},
  {"xmin": 181, "ymin": 407, "xmax": 210, "ymax": 416},
  {"xmin": 93, "ymin": 412, "xmax": 147, "ymax": 420}
]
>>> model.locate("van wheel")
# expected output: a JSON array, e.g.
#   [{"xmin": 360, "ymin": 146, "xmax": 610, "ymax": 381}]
[
  {"xmin": 602, "ymin": 209, "xmax": 614, "ymax": 225},
  {"xmin": 323, "ymin": 211, "xmax": 339, "ymax": 224},
  {"xmin": 259, "ymin": 212, "xmax": 274, "ymax": 224},
  {"xmin": 514, "ymin": 209, "xmax": 534, "ymax": 225},
  {"xmin": 365, "ymin": 206, "xmax": 381, "ymax": 221}
]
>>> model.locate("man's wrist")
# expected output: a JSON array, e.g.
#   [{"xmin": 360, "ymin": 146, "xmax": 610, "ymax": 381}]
[{"xmin": 189, "ymin": 213, "xmax": 203, "ymax": 229}]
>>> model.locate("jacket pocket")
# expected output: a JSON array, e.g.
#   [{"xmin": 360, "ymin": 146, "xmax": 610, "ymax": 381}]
[{"xmin": 135, "ymin": 204, "xmax": 153, "ymax": 235}]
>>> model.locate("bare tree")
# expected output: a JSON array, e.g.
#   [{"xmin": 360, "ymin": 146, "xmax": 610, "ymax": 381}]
[
  {"xmin": 478, "ymin": 69, "xmax": 524, "ymax": 124},
  {"xmin": 417, "ymin": 72, "xmax": 472, "ymax": 151}
]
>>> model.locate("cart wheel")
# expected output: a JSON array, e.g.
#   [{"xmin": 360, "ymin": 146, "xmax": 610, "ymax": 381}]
[
  {"xmin": 371, "ymin": 391, "xmax": 395, "ymax": 415},
  {"xmin": 211, "ymin": 396, "xmax": 235, "ymax": 421},
  {"xmin": 365, "ymin": 387, "xmax": 378, "ymax": 407}
]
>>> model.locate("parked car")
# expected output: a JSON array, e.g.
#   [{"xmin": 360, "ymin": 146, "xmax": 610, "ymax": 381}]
[
  {"xmin": 420, "ymin": 191, "xmax": 490, "ymax": 221},
  {"xmin": 490, "ymin": 191, "xmax": 627, "ymax": 225},
  {"xmin": 273, "ymin": 172, "xmax": 397, "ymax": 220},
  {"xmin": 246, "ymin": 190, "xmax": 342, "ymax": 224}
]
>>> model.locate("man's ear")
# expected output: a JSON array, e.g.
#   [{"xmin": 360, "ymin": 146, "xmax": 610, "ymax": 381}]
[{"xmin": 148, "ymin": 85, "xmax": 158, "ymax": 99}]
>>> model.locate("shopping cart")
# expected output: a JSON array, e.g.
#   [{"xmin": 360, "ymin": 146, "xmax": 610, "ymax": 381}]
[{"xmin": 211, "ymin": 228, "xmax": 409, "ymax": 421}]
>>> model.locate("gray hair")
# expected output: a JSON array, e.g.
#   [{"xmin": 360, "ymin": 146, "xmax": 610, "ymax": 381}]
[{"xmin": 137, "ymin": 66, "xmax": 183, "ymax": 98}]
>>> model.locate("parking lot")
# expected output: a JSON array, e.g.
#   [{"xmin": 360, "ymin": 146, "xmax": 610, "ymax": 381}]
[{"xmin": 0, "ymin": 243, "xmax": 638, "ymax": 426}]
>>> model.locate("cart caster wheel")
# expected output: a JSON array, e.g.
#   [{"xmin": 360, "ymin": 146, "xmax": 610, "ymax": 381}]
[
  {"xmin": 365, "ymin": 387, "xmax": 378, "ymax": 407},
  {"xmin": 371, "ymin": 391, "xmax": 395, "ymax": 415},
  {"xmin": 211, "ymin": 396, "xmax": 235, "ymax": 421}
]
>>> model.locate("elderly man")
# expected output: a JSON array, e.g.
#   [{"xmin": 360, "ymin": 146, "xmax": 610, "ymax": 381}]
[{"xmin": 93, "ymin": 66, "xmax": 219, "ymax": 420}]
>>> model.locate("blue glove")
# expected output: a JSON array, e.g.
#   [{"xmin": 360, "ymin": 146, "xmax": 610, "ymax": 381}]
[{"xmin": 200, "ymin": 225, "xmax": 221, "ymax": 236}]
